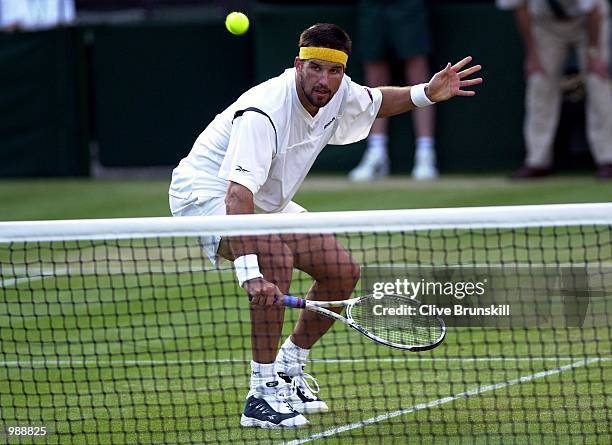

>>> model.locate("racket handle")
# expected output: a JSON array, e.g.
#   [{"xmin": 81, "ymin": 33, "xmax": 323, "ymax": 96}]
[{"xmin": 283, "ymin": 295, "xmax": 306, "ymax": 309}]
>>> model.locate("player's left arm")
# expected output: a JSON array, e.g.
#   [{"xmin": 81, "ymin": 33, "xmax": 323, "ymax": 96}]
[{"xmin": 376, "ymin": 56, "xmax": 483, "ymax": 118}]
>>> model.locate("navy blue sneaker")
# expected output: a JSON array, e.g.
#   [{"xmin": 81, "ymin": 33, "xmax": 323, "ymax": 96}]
[{"xmin": 240, "ymin": 389, "xmax": 309, "ymax": 428}]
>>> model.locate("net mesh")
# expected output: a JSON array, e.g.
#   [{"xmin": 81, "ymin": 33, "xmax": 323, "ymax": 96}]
[
  {"xmin": 348, "ymin": 296, "xmax": 445, "ymax": 348},
  {"xmin": 0, "ymin": 206, "xmax": 611, "ymax": 444}
]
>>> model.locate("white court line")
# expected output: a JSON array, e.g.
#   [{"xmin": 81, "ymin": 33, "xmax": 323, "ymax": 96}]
[
  {"xmin": 1, "ymin": 264, "xmax": 222, "ymax": 288},
  {"xmin": 0, "ymin": 276, "xmax": 34, "ymax": 287},
  {"xmin": 4, "ymin": 261, "xmax": 611, "ymax": 287},
  {"xmin": 1, "ymin": 356, "xmax": 610, "ymax": 368},
  {"xmin": 281, "ymin": 357, "xmax": 603, "ymax": 445}
]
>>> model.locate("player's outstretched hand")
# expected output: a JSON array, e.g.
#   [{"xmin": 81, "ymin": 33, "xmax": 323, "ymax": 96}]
[
  {"xmin": 426, "ymin": 56, "xmax": 483, "ymax": 103},
  {"xmin": 244, "ymin": 277, "xmax": 284, "ymax": 306}
]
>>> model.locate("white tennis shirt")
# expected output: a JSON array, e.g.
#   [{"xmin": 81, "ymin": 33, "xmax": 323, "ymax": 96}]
[{"xmin": 169, "ymin": 68, "xmax": 383, "ymax": 213}]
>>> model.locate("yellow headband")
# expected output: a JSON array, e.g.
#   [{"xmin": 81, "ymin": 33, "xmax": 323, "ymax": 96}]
[{"xmin": 299, "ymin": 47, "xmax": 348, "ymax": 67}]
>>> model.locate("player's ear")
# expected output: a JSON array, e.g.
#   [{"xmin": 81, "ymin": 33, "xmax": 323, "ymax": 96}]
[{"xmin": 294, "ymin": 57, "xmax": 302, "ymax": 70}]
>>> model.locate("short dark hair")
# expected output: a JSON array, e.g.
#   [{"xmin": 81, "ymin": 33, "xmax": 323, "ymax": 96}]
[{"xmin": 298, "ymin": 23, "xmax": 352, "ymax": 57}]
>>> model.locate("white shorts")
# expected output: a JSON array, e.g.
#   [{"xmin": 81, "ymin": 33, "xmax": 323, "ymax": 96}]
[{"xmin": 169, "ymin": 194, "xmax": 307, "ymax": 266}]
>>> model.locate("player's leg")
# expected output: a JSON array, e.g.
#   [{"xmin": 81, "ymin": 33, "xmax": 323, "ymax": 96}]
[
  {"xmin": 218, "ymin": 236, "xmax": 309, "ymax": 428},
  {"xmin": 284, "ymin": 233, "xmax": 359, "ymax": 347},
  {"xmin": 171, "ymin": 196, "xmax": 292, "ymax": 365},
  {"xmin": 218, "ymin": 236, "xmax": 291, "ymax": 363},
  {"xmin": 275, "ymin": 232, "xmax": 359, "ymax": 414},
  {"xmin": 170, "ymin": 195, "xmax": 307, "ymax": 428}
]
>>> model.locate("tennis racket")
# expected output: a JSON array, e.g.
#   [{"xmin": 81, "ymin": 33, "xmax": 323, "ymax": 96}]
[{"xmin": 283, "ymin": 294, "xmax": 446, "ymax": 351}]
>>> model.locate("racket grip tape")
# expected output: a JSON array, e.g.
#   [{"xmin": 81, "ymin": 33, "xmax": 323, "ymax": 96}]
[{"xmin": 283, "ymin": 295, "xmax": 306, "ymax": 308}]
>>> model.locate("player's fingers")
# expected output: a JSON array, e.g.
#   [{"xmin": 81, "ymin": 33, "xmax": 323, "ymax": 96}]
[
  {"xmin": 265, "ymin": 294, "xmax": 282, "ymax": 306},
  {"xmin": 451, "ymin": 56, "xmax": 473, "ymax": 72},
  {"xmin": 456, "ymin": 89, "xmax": 477, "ymax": 96},
  {"xmin": 458, "ymin": 65, "xmax": 482, "ymax": 79},
  {"xmin": 253, "ymin": 283, "xmax": 273, "ymax": 304},
  {"xmin": 273, "ymin": 286, "xmax": 284, "ymax": 305},
  {"xmin": 459, "ymin": 78, "xmax": 483, "ymax": 87}
]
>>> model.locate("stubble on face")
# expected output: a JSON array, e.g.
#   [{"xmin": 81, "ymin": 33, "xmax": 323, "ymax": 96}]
[{"xmin": 296, "ymin": 59, "xmax": 344, "ymax": 112}]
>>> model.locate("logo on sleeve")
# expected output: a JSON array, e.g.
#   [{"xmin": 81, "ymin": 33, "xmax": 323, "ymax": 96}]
[
  {"xmin": 235, "ymin": 165, "xmax": 250, "ymax": 173},
  {"xmin": 324, "ymin": 116, "xmax": 336, "ymax": 130}
]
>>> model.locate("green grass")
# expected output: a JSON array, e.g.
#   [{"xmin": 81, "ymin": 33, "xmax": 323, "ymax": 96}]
[
  {"xmin": 0, "ymin": 174, "xmax": 611, "ymax": 444},
  {"xmin": 0, "ymin": 174, "xmax": 611, "ymax": 219},
  {"xmin": 1, "ymin": 266, "xmax": 610, "ymax": 444}
]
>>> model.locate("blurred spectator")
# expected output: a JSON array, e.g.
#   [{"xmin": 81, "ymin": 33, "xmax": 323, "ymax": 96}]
[
  {"xmin": 0, "ymin": 0, "xmax": 75, "ymax": 32},
  {"xmin": 349, "ymin": 0, "xmax": 438, "ymax": 181},
  {"xmin": 497, "ymin": 0, "xmax": 612, "ymax": 179}
]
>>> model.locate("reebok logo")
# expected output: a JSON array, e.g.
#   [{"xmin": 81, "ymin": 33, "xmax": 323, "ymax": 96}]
[
  {"xmin": 235, "ymin": 165, "xmax": 250, "ymax": 173},
  {"xmin": 324, "ymin": 117, "xmax": 336, "ymax": 130}
]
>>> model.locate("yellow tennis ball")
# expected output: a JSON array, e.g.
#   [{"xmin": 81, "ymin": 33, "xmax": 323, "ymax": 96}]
[{"xmin": 225, "ymin": 12, "xmax": 249, "ymax": 35}]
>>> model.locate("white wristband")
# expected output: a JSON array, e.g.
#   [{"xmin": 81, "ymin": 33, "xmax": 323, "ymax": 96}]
[
  {"xmin": 410, "ymin": 83, "xmax": 435, "ymax": 108},
  {"xmin": 234, "ymin": 254, "xmax": 263, "ymax": 287}
]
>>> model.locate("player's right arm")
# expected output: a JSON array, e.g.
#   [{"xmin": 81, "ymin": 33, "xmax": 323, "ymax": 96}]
[
  {"xmin": 225, "ymin": 181, "xmax": 283, "ymax": 306},
  {"xmin": 219, "ymin": 110, "xmax": 281, "ymax": 305}
]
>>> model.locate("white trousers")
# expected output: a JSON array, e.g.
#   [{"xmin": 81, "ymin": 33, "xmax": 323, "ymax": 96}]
[{"xmin": 525, "ymin": 14, "xmax": 612, "ymax": 167}]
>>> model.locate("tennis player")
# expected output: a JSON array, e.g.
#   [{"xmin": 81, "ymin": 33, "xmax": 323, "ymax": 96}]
[{"xmin": 169, "ymin": 23, "xmax": 482, "ymax": 428}]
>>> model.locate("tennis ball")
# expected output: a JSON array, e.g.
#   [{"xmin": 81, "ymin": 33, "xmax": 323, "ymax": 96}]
[{"xmin": 225, "ymin": 12, "xmax": 249, "ymax": 35}]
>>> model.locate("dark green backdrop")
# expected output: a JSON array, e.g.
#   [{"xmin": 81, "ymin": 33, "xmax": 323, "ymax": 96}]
[
  {"xmin": 0, "ymin": 28, "xmax": 88, "ymax": 176},
  {"xmin": 92, "ymin": 22, "xmax": 253, "ymax": 167},
  {"xmin": 0, "ymin": 2, "xmax": 573, "ymax": 176}
]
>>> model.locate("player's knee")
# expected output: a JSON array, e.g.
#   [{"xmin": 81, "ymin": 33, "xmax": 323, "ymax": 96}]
[{"xmin": 338, "ymin": 259, "xmax": 360, "ymax": 291}]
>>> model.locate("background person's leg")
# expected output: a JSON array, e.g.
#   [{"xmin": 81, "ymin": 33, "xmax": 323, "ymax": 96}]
[
  {"xmin": 520, "ymin": 21, "xmax": 568, "ymax": 174},
  {"xmin": 349, "ymin": 61, "xmax": 392, "ymax": 181},
  {"xmin": 405, "ymin": 55, "xmax": 437, "ymax": 179}
]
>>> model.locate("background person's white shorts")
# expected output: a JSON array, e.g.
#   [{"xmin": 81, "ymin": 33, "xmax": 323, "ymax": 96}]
[{"xmin": 169, "ymin": 194, "xmax": 306, "ymax": 266}]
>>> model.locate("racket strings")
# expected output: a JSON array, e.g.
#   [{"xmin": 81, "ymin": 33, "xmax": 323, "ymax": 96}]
[{"xmin": 351, "ymin": 295, "xmax": 443, "ymax": 346}]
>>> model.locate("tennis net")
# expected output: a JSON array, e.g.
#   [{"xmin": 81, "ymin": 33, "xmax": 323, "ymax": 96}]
[{"xmin": 1, "ymin": 203, "xmax": 610, "ymax": 444}]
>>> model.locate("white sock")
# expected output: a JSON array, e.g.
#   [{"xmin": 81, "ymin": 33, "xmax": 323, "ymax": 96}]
[
  {"xmin": 415, "ymin": 137, "xmax": 435, "ymax": 164},
  {"xmin": 365, "ymin": 134, "xmax": 388, "ymax": 161},
  {"xmin": 250, "ymin": 361, "xmax": 278, "ymax": 394},
  {"xmin": 276, "ymin": 337, "xmax": 310, "ymax": 376}
]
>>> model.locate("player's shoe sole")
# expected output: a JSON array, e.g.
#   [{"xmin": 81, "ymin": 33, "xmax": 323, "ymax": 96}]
[
  {"xmin": 288, "ymin": 399, "xmax": 329, "ymax": 415},
  {"xmin": 239, "ymin": 414, "xmax": 309, "ymax": 429}
]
